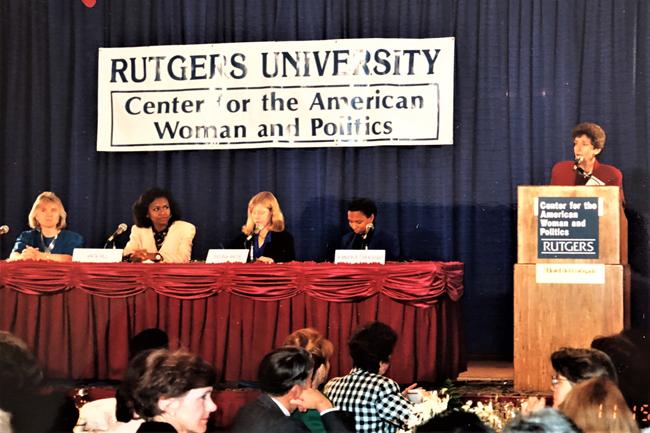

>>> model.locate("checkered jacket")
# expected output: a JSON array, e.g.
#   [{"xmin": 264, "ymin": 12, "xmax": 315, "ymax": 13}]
[{"xmin": 324, "ymin": 368, "xmax": 422, "ymax": 433}]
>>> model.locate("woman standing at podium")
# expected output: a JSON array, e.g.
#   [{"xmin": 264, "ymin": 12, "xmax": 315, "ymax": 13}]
[
  {"xmin": 8, "ymin": 191, "xmax": 84, "ymax": 262},
  {"xmin": 550, "ymin": 122, "xmax": 623, "ymax": 196},
  {"xmin": 230, "ymin": 191, "xmax": 295, "ymax": 263}
]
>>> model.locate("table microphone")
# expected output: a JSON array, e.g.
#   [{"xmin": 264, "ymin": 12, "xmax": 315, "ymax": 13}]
[
  {"xmin": 362, "ymin": 223, "xmax": 374, "ymax": 240},
  {"xmin": 361, "ymin": 223, "xmax": 374, "ymax": 249},
  {"xmin": 106, "ymin": 223, "xmax": 128, "ymax": 243},
  {"xmin": 0, "ymin": 225, "xmax": 9, "ymax": 236},
  {"xmin": 247, "ymin": 226, "xmax": 262, "ymax": 262}
]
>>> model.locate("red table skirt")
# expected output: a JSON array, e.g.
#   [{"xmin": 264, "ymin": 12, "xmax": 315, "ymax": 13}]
[{"xmin": 0, "ymin": 261, "xmax": 465, "ymax": 383}]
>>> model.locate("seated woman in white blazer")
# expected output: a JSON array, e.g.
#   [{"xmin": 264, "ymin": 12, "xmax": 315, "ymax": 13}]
[{"xmin": 123, "ymin": 187, "xmax": 195, "ymax": 263}]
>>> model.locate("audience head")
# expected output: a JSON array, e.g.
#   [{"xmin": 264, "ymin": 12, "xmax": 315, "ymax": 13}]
[
  {"xmin": 418, "ymin": 410, "xmax": 494, "ymax": 433},
  {"xmin": 550, "ymin": 347, "xmax": 616, "ymax": 407},
  {"xmin": 116, "ymin": 328, "xmax": 171, "ymax": 422},
  {"xmin": 0, "ymin": 331, "xmax": 43, "ymax": 400},
  {"xmin": 591, "ymin": 330, "xmax": 650, "ymax": 427},
  {"xmin": 257, "ymin": 346, "xmax": 314, "ymax": 398},
  {"xmin": 132, "ymin": 187, "xmax": 181, "ymax": 229},
  {"xmin": 572, "ymin": 122, "xmax": 606, "ymax": 153},
  {"xmin": 283, "ymin": 328, "xmax": 334, "ymax": 388},
  {"xmin": 242, "ymin": 191, "xmax": 285, "ymax": 235},
  {"xmin": 122, "ymin": 349, "xmax": 217, "ymax": 433},
  {"xmin": 347, "ymin": 198, "xmax": 377, "ymax": 235},
  {"xmin": 348, "ymin": 321, "xmax": 397, "ymax": 374},
  {"xmin": 560, "ymin": 377, "xmax": 639, "ymax": 433},
  {"xmin": 129, "ymin": 328, "xmax": 169, "ymax": 359},
  {"xmin": 0, "ymin": 332, "xmax": 45, "ymax": 433},
  {"xmin": 28, "ymin": 191, "xmax": 68, "ymax": 230},
  {"xmin": 504, "ymin": 408, "xmax": 582, "ymax": 433}
]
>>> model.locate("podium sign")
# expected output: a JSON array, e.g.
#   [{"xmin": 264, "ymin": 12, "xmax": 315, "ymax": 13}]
[{"xmin": 537, "ymin": 197, "xmax": 600, "ymax": 259}]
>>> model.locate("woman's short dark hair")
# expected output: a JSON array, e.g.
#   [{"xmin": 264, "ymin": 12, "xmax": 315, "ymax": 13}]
[
  {"xmin": 132, "ymin": 187, "xmax": 182, "ymax": 228},
  {"xmin": 551, "ymin": 347, "xmax": 617, "ymax": 384},
  {"xmin": 347, "ymin": 198, "xmax": 378, "ymax": 218},
  {"xmin": 348, "ymin": 321, "xmax": 397, "ymax": 373},
  {"xmin": 572, "ymin": 122, "xmax": 606, "ymax": 151},
  {"xmin": 0, "ymin": 333, "xmax": 47, "ymax": 433},
  {"xmin": 129, "ymin": 328, "xmax": 169, "ymax": 359},
  {"xmin": 257, "ymin": 347, "xmax": 314, "ymax": 396},
  {"xmin": 0, "ymin": 331, "xmax": 43, "ymax": 401},
  {"xmin": 123, "ymin": 349, "xmax": 216, "ymax": 420},
  {"xmin": 591, "ymin": 331, "xmax": 650, "ymax": 426}
]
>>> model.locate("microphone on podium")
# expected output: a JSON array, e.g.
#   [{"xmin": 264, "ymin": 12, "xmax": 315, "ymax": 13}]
[
  {"xmin": 0, "ymin": 225, "xmax": 9, "ymax": 236},
  {"xmin": 104, "ymin": 223, "xmax": 128, "ymax": 248},
  {"xmin": 573, "ymin": 156, "xmax": 583, "ymax": 169}
]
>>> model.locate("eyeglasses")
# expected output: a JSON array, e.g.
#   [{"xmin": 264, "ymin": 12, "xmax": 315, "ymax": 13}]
[{"xmin": 551, "ymin": 375, "xmax": 572, "ymax": 387}]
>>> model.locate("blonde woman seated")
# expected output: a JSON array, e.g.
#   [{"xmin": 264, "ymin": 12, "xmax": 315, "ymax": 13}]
[
  {"xmin": 123, "ymin": 188, "xmax": 195, "ymax": 263},
  {"xmin": 9, "ymin": 191, "xmax": 84, "ymax": 262},
  {"xmin": 230, "ymin": 191, "xmax": 295, "ymax": 263}
]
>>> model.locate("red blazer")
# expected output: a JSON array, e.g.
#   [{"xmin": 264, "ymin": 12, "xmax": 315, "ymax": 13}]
[{"xmin": 550, "ymin": 159, "xmax": 624, "ymax": 202}]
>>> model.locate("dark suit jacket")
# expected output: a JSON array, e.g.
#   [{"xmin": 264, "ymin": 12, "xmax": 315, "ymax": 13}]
[
  {"xmin": 230, "ymin": 394, "xmax": 353, "ymax": 433},
  {"xmin": 340, "ymin": 227, "xmax": 401, "ymax": 261},
  {"xmin": 230, "ymin": 230, "xmax": 296, "ymax": 263},
  {"xmin": 136, "ymin": 421, "xmax": 177, "ymax": 432}
]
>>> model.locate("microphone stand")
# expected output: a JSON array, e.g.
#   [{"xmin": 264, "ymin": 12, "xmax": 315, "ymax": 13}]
[
  {"xmin": 246, "ymin": 235, "xmax": 254, "ymax": 262},
  {"xmin": 361, "ymin": 224, "xmax": 374, "ymax": 250}
]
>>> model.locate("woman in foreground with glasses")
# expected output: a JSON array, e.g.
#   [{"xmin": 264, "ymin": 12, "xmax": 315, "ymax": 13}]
[{"xmin": 520, "ymin": 347, "xmax": 617, "ymax": 414}]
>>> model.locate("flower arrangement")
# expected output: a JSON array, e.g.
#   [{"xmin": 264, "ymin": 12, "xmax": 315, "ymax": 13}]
[
  {"xmin": 397, "ymin": 388, "xmax": 451, "ymax": 433},
  {"xmin": 460, "ymin": 396, "xmax": 519, "ymax": 432}
]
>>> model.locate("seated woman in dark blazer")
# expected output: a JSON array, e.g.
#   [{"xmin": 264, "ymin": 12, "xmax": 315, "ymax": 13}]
[{"xmin": 231, "ymin": 191, "xmax": 295, "ymax": 263}]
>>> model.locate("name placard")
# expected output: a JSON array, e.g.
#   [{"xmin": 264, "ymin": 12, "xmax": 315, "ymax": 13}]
[
  {"xmin": 536, "ymin": 197, "xmax": 599, "ymax": 259},
  {"xmin": 73, "ymin": 248, "xmax": 124, "ymax": 263},
  {"xmin": 206, "ymin": 249, "xmax": 249, "ymax": 264},
  {"xmin": 535, "ymin": 263, "xmax": 605, "ymax": 285},
  {"xmin": 334, "ymin": 249, "xmax": 386, "ymax": 264}
]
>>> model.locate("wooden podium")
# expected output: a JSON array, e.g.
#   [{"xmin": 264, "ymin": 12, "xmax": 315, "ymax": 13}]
[{"xmin": 514, "ymin": 186, "xmax": 630, "ymax": 392}]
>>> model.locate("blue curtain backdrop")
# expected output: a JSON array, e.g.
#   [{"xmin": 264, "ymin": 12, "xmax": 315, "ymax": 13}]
[{"xmin": 1, "ymin": 0, "xmax": 649, "ymax": 359}]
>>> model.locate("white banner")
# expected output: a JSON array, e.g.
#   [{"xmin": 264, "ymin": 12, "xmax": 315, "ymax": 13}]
[{"xmin": 97, "ymin": 38, "xmax": 454, "ymax": 152}]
